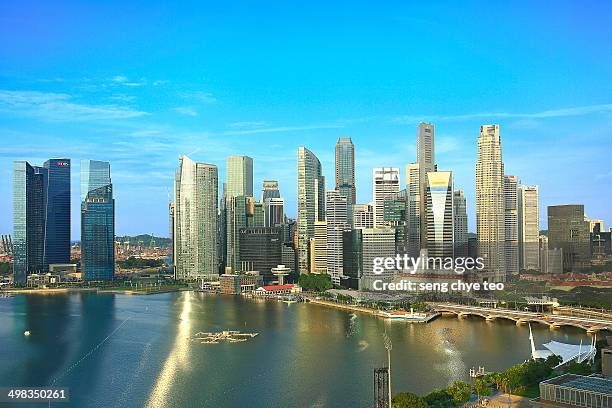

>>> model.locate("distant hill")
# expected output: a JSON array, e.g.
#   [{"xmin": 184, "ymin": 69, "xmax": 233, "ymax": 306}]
[{"xmin": 116, "ymin": 234, "xmax": 171, "ymax": 248}]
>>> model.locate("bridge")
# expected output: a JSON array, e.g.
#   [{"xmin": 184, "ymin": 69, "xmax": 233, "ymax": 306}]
[{"xmin": 432, "ymin": 303, "xmax": 612, "ymax": 333}]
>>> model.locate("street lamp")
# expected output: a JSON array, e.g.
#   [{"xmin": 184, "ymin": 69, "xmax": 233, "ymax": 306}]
[{"xmin": 383, "ymin": 332, "xmax": 392, "ymax": 408}]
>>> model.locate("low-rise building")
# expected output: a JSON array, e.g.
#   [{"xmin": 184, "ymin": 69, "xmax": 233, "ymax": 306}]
[
  {"xmin": 219, "ymin": 273, "xmax": 263, "ymax": 295},
  {"xmin": 530, "ymin": 374, "xmax": 611, "ymax": 407},
  {"xmin": 254, "ymin": 284, "xmax": 301, "ymax": 297}
]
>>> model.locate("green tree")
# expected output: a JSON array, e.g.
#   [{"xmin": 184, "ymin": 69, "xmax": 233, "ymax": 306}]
[
  {"xmin": 564, "ymin": 362, "xmax": 592, "ymax": 375},
  {"xmin": 473, "ymin": 378, "xmax": 491, "ymax": 401},
  {"xmin": 392, "ymin": 392, "xmax": 427, "ymax": 408},
  {"xmin": 447, "ymin": 381, "xmax": 471, "ymax": 404}
]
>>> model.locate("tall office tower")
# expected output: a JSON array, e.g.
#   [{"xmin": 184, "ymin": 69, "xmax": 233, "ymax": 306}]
[
  {"xmin": 548, "ymin": 205, "xmax": 591, "ymax": 271},
  {"xmin": 417, "ymin": 123, "xmax": 435, "ymax": 247},
  {"xmin": 360, "ymin": 228, "xmax": 396, "ymax": 290},
  {"xmin": 168, "ymin": 202, "xmax": 175, "ymax": 266},
  {"xmin": 372, "ymin": 167, "xmax": 400, "ymax": 228},
  {"xmin": 342, "ymin": 229, "xmax": 363, "ymax": 289},
  {"xmin": 504, "ymin": 175, "xmax": 519, "ymax": 275},
  {"xmin": 226, "ymin": 156, "xmax": 253, "ymax": 198},
  {"xmin": 252, "ymin": 201, "xmax": 265, "ymax": 227},
  {"xmin": 297, "ymin": 147, "xmax": 325, "ymax": 274},
  {"xmin": 311, "ymin": 220, "xmax": 328, "ymax": 274},
  {"xmin": 81, "ymin": 160, "xmax": 115, "ymax": 281},
  {"xmin": 476, "ymin": 124, "xmax": 506, "ymax": 282},
  {"xmin": 335, "ymin": 137, "xmax": 356, "ymax": 223},
  {"xmin": 218, "ymin": 182, "xmax": 227, "ymax": 274},
  {"xmin": 226, "ymin": 195, "xmax": 255, "ymax": 272},
  {"xmin": 518, "ymin": 185, "xmax": 540, "ymax": 271},
  {"xmin": 265, "ymin": 198, "xmax": 284, "ymax": 227},
  {"xmin": 238, "ymin": 227, "xmax": 282, "ymax": 284},
  {"xmin": 453, "ymin": 190, "xmax": 468, "ymax": 258},
  {"xmin": 425, "ymin": 172, "xmax": 454, "ymax": 258},
  {"xmin": 174, "ymin": 156, "xmax": 219, "ymax": 280},
  {"xmin": 43, "ymin": 159, "xmax": 71, "ymax": 265},
  {"xmin": 353, "ymin": 204, "xmax": 374, "ymax": 229},
  {"xmin": 13, "ymin": 161, "xmax": 47, "ymax": 284},
  {"xmin": 383, "ymin": 190, "xmax": 408, "ymax": 255},
  {"xmin": 405, "ymin": 162, "xmax": 421, "ymax": 258},
  {"xmin": 326, "ymin": 190, "xmax": 349, "ymax": 285},
  {"xmin": 538, "ymin": 235, "xmax": 549, "ymax": 273},
  {"xmin": 588, "ymin": 219, "xmax": 605, "ymax": 233},
  {"xmin": 261, "ymin": 180, "xmax": 280, "ymax": 202}
]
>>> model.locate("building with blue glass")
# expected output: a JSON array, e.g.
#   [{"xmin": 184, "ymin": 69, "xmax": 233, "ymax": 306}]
[
  {"xmin": 81, "ymin": 160, "xmax": 115, "ymax": 281},
  {"xmin": 12, "ymin": 159, "xmax": 70, "ymax": 284}
]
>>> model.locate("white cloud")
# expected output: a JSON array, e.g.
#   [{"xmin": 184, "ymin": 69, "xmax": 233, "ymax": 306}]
[{"xmin": 173, "ymin": 106, "xmax": 198, "ymax": 117}]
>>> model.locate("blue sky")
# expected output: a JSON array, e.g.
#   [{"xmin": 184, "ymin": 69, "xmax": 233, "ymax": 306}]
[{"xmin": 1, "ymin": 1, "xmax": 611, "ymax": 238}]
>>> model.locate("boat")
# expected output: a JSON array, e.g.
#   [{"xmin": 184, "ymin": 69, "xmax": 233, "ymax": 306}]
[
  {"xmin": 190, "ymin": 330, "xmax": 259, "ymax": 344},
  {"xmin": 378, "ymin": 308, "xmax": 429, "ymax": 322},
  {"xmin": 24, "ymin": 330, "xmax": 31, "ymax": 336}
]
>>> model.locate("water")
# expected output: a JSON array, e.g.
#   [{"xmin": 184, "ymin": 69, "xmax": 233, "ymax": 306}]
[{"xmin": 0, "ymin": 291, "xmax": 590, "ymax": 407}]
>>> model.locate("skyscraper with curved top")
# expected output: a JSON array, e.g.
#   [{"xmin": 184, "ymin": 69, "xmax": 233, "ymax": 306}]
[
  {"xmin": 297, "ymin": 147, "xmax": 325, "ymax": 274},
  {"xmin": 335, "ymin": 137, "xmax": 356, "ymax": 203}
]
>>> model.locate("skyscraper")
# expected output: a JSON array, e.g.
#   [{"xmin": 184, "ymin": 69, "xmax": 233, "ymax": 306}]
[
  {"xmin": 312, "ymin": 220, "xmax": 328, "ymax": 274},
  {"xmin": 261, "ymin": 180, "xmax": 280, "ymax": 202},
  {"xmin": 425, "ymin": 171, "xmax": 454, "ymax": 258},
  {"xmin": 326, "ymin": 190, "xmax": 349, "ymax": 285},
  {"xmin": 476, "ymin": 124, "xmax": 506, "ymax": 282},
  {"xmin": 12, "ymin": 158, "xmax": 71, "ymax": 284},
  {"xmin": 174, "ymin": 156, "xmax": 218, "ymax": 280},
  {"xmin": 453, "ymin": 190, "xmax": 468, "ymax": 258},
  {"xmin": 297, "ymin": 147, "xmax": 325, "ymax": 274},
  {"xmin": 504, "ymin": 175, "xmax": 519, "ymax": 275},
  {"xmin": 353, "ymin": 204, "xmax": 374, "ymax": 229},
  {"xmin": 335, "ymin": 138, "xmax": 356, "ymax": 223},
  {"xmin": 417, "ymin": 123, "xmax": 435, "ymax": 247},
  {"xmin": 226, "ymin": 156, "xmax": 253, "ymax": 198},
  {"xmin": 226, "ymin": 195, "xmax": 255, "ymax": 272},
  {"xmin": 548, "ymin": 205, "xmax": 591, "ymax": 271},
  {"xmin": 518, "ymin": 185, "xmax": 540, "ymax": 271},
  {"xmin": 405, "ymin": 162, "xmax": 421, "ymax": 258},
  {"xmin": 238, "ymin": 226, "xmax": 282, "ymax": 284},
  {"xmin": 360, "ymin": 228, "xmax": 396, "ymax": 290},
  {"xmin": 264, "ymin": 197, "xmax": 284, "ymax": 227},
  {"xmin": 372, "ymin": 167, "xmax": 400, "ymax": 228},
  {"xmin": 81, "ymin": 160, "xmax": 115, "ymax": 281}
]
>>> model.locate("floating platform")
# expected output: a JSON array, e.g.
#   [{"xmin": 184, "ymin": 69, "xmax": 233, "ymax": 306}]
[{"xmin": 190, "ymin": 330, "xmax": 259, "ymax": 344}]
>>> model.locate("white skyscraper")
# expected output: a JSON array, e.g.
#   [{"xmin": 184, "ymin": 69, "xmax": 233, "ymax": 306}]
[
  {"xmin": 476, "ymin": 124, "xmax": 506, "ymax": 282},
  {"xmin": 417, "ymin": 123, "xmax": 435, "ymax": 247},
  {"xmin": 326, "ymin": 190, "xmax": 349, "ymax": 285},
  {"xmin": 353, "ymin": 204, "xmax": 374, "ymax": 229},
  {"xmin": 518, "ymin": 185, "xmax": 540, "ymax": 271},
  {"xmin": 174, "ymin": 156, "xmax": 218, "ymax": 280},
  {"xmin": 504, "ymin": 175, "xmax": 519, "ymax": 275},
  {"xmin": 372, "ymin": 167, "xmax": 400, "ymax": 228},
  {"xmin": 425, "ymin": 171, "xmax": 454, "ymax": 258}
]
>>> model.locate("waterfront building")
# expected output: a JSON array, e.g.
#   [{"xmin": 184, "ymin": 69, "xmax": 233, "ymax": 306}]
[
  {"xmin": 326, "ymin": 190, "xmax": 349, "ymax": 285},
  {"xmin": 372, "ymin": 167, "xmax": 400, "ymax": 228},
  {"xmin": 360, "ymin": 227, "xmax": 396, "ymax": 290},
  {"xmin": 271, "ymin": 265, "xmax": 291, "ymax": 285},
  {"xmin": 548, "ymin": 205, "xmax": 591, "ymax": 271},
  {"xmin": 425, "ymin": 171, "xmax": 454, "ymax": 259},
  {"xmin": 238, "ymin": 227, "xmax": 282, "ymax": 284},
  {"xmin": 405, "ymin": 162, "xmax": 421, "ymax": 258},
  {"xmin": 453, "ymin": 190, "xmax": 468, "ymax": 258},
  {"xmin": 531, "ymin": 374, "xmax": 611, "ymax": 407},
  {"xmin": 342, "ymin": 229, "xmax": 363, "ymax": 289},
  {"xmin": 504, "ymin": 175, "xmax": 519, "ymax": 275},
  {"xmin": 81, "ymin": 160, "xmax": 115, "ymax": 281},
  {"xmin": 311, "ymin": 220, "xmax": 328, "ymax": 274},
  {"xmin": 220, "ymin": 273, "xmax": 263, "ymax": 295},
  {"xmin": 226, "ymin": 195, "xmax": 255, "ymax": 272},
  {"xmin": 226, "ymin": 156, "xmax": 253, "ymax": 198},
  {"xmin": 12, "ymin": 158, "xmax": 71, "ymax": 284},
  {"xmin": 265, "ymin": 197, "xmax": 284, "ymax": 227},
  {"xmin": 254, "ymin": 284, "xmax": 302, "ymax": 297},
  {"xmin": 518, "ymin": 185, "xmax": 540, "ymax": 271},
  {"xmin": 297, "ymin": 147, "xmax": 325, "ymax": 274},
  {"xmin": 335, "ymin": 137, "xmax": 356, "ymax": 223},
  {"xmin": 173, "ymin": 156, "xmax": 218, "ymax": 280},
  {"xmin": 417, "ymin": 123, "xmax": 435, "ymax": 248},
  {"xmin": 353, "ymin": 204, "xmax": 374, "ymax": 229},
  {"xmin": 476, "ymin": 124, "xmax": 506, "ymax": 282}
]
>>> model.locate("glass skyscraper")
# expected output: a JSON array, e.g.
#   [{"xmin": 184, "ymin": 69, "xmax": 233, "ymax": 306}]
[
  {"xmin": 335, "ymin": 137, "xmax": 356, "ymax": 212},
  {"xmin": 81, "ymin": 160, "xmax": 115, "ymax": 281},
  {"xmin": 12, "ymin": 158, "xmax": 70, "ymax": 284}
]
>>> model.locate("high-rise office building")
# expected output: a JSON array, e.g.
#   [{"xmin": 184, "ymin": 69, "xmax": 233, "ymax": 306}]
[
  {"xmin": 548, "ymin": 205, "xmax": 591, "ymax": 271},
  {"xmin": 360, "ymin": 228, "xmax": 396, "ymax": 290},
  {"xmin": 453, "ymin": 190, "xmax": 468, "ymax": 258},
  {"xmin": 174, "ymin": 156, "xmax": 218, "ymax": 280},
  {"xmin": 311, "ymin": 220, "xmax": 328, "ymax": 274},
  {"xmin": 326, "ymin": 190, "xmax": 349, "ymax": 285},
  {"xmin": 476, "ymin": 124, "xmax": 506, "ymax": 282},
  {"xmin": 264, "ymin": 198, "xmax": 284, "ymax": 227},
  {"xmin": 353, "ymin": 204, "xmax": 374, "ymax": 229},
  {"xmin": 383, "ymin": 190, "xmax": 408, "ymax": 255},
  {"xmin": 81, "ymin": 160, "xmax": 115, "ymax": 281},
  {"xmin": 226, "ymin": 195, "xmax": 255, "ymax": 272},
  {"xmin": 417, "ymin": 123, "xmax": 435, "ymax": 247},
  {"xmin": 504, "ymin": 175, "xmax": 519, "ymax": 275},
  {"xmin": 372, "ymin": 167, "xmax": 400, "ymax": 228},
  {"xmin": 226, "ymin": 156, "xmax": 253, "ymax": 198},
  {"xmin": 518, "ymin": 185, "xmax": 540, "ymax": 271},
  {"xmin": 261, "ymin": 180, "xmax": 280, "ymax": 202},
  {"xmin": 425, "ymin": 172, "xmax": 454, "ymax": 258},
  {"xmin": 238, "ymin": 227, "xmax": 282, "ymax": 284},
  {"xmin": 12, "ymin": 158, "xmax": 71, "ymax": 284},
  {"xmin": 342, "ymin": 229, "xmax": 363, "ymax": 289},
  {"xmin": 335, "ymin": 138, "xmax": 356, "ymax": 223},
  {"xmin": 297, "ymin": 147, "xmax": 325, "ymax": 274},
  {"xmin": 405, "ymin": 162, "xmax": 421, "ymax": 258}
]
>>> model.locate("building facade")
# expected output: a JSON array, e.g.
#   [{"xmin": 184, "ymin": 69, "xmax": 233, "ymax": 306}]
[
  {"xmin": 238, "ymin": 227, "xmax": 282, "ymax": 284},
  {"xmin": 226, "ymin": 156, "xmax": 253, "ymax": 198},
  {"xmin": 405, "ymin": 162, "xmax": 422, "ymax": 258},
  {"xmin": 504, "ymin": 175, "xmax": 519, "ymax": 275},
  {"xmin": 518, "ymin": 185, "xmax": 540, "ymax": 271},
  {"xmin": 548, "ymin": 205, "xmax": 591, "ymax": 271},
  {"xmin": 335, "ymin": 137, "xmax": 356, "ymax": 223},
  {"xmin": 425, "ymin": 171, "xmax": 454, "ymax": 258},
  {"xmin": 353, "ymin": 204, "xmax": 374, "ymax": 229},
  {"xmin": 372, "ymin": 167, "xmax": 400, "ymax": 228},
  {"xmin": 326, "ymin": 190, "xmax": 349, "ymax": 285},
  {"xmin": 453, "ymin": 190, "xmax": 468, "ymax": 258},
  {"xmin": 360, "ymin": 228, "xmax": 396, "ymax": 290}
]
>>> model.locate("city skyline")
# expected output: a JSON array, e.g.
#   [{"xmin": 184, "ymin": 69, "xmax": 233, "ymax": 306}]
[{"xmin": 1, "ymin": 2, "xmax": 611, "ymax": 238}]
